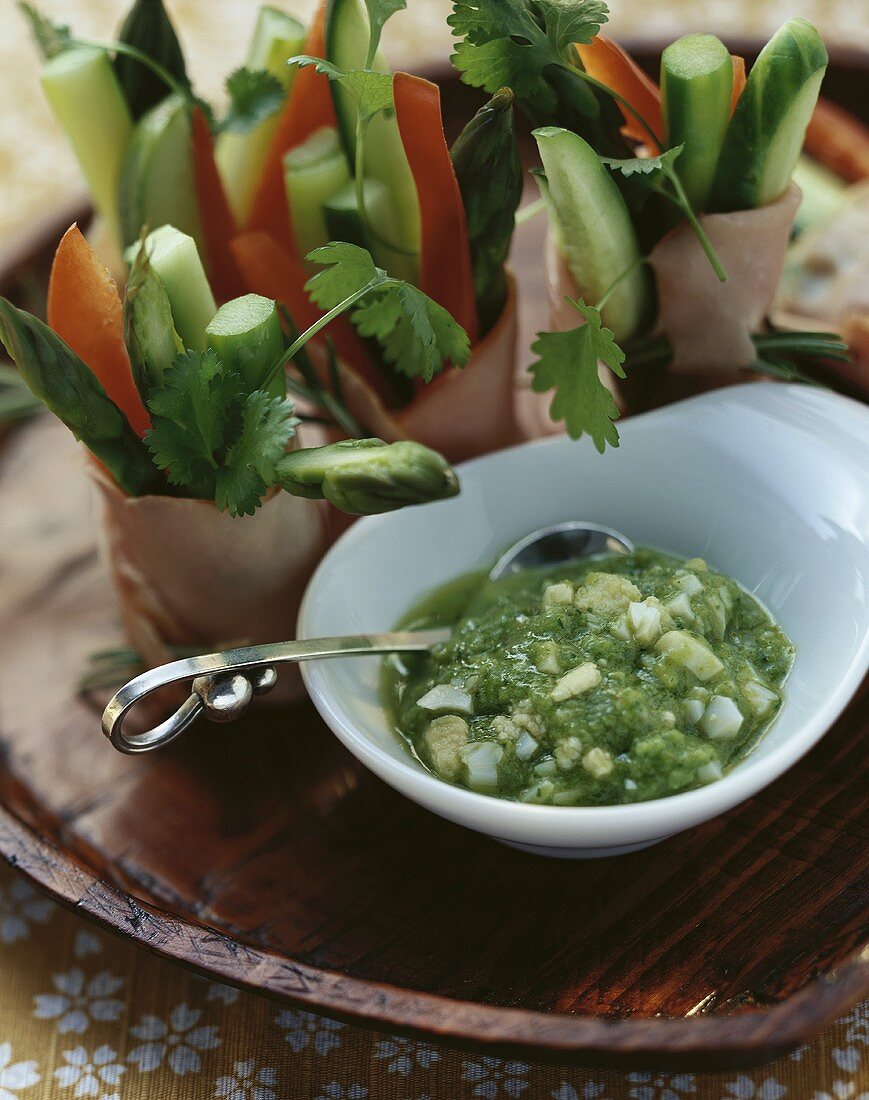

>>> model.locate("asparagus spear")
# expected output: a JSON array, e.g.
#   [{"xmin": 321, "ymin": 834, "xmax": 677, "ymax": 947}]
[
  {"xmin": 0, "ymin": 299, "xmax": 158, "ymax": 495},
  {"xmin": 276, "ymin": 439, "xmax": 460, "ymax": 514},
  {"xmin": 114, "ymin": 0, "xmax": 190, "ymax": 120},
  {"xmin": 124, "ymin": 243, "xmax": 184, "ymax": 397},
  {"xmin": 450, "ymin": 88, "xmax": 523, "ymax": 335}
]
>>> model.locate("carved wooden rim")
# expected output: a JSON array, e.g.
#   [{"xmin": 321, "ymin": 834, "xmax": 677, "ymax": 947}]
[{"xmin": 1, "ymin": 797, "xmax": 865, "ymax": 1067}]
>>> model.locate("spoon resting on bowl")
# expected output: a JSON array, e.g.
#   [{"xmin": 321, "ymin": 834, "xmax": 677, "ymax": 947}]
[{"xmin": 102, "ymin": 521, "xmax": 633, "ymax": 754}]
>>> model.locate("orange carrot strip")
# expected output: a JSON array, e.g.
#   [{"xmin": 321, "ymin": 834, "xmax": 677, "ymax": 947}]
[
  {"xmin": 730, "ymin": 55, "xmax": 746, "ymax": 117},
  {"xmin": 191, "ymin": 106, "xmax": 246, "ymax": 302},
  {"xmin": 393, "ymin": 73, "xmax": 478, "ymax": 343},
  {"xmin": 245, "ymin": 1, "xmax": 335, "ymax": 249},
  {"xmin": 575, "ymin": 37, "xmax": 662, "ymax": 151},
  {"xmin": 805, "ymin": 98, "xmax": 869, "ymax": 182},
  {"xmin": 47, "ymin": 224, "xmax": 150, "ymax": 437},
  {"xmin": 231, "ymin": 232, "xmax": 390, "ymax": 401}
]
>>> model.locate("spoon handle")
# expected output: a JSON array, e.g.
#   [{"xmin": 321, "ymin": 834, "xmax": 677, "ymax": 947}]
[{"xmin": 102, "ymin": 629, "xmax": 449, "ymax": 755}]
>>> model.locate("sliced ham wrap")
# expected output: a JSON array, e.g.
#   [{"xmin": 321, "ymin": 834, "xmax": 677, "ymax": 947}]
[{"xmin": 91, "ymin": 465, "xmax": 329, "ymax": 701}]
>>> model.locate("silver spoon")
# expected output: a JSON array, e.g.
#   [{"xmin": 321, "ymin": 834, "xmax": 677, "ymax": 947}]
[{"xmin": 102, "ymin": 521, "xmax": 633, "ymax": 754}]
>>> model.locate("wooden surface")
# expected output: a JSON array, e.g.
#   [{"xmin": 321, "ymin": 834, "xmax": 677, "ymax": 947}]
[{"xmin": 0, "ymin": 415, "xmax": 866, "ymax": 1070}]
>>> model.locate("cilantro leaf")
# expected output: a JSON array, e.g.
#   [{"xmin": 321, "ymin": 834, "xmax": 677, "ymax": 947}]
[
  {"xmin": 145, "ymin": 350, "xmax": 244, "ymax": 495},
  {"xmin": 220, "ymin": 67, "xmax": 285, "ymax": 134},
  {"xmin": 363, "ymin": 0, "xmax": 407, "ymax": 64},
  {"xmin": 529, "ymin": 298, "xmax": 626, "ymax": 452},
  {"xmin": 215, "ymin": 391, "xmax": 299, "ymax": 517},
  {"xmin": 19, "ymin": 2, "xmax": 72, "ymax": 58},
  {"xmin": 304, "ymin": 243, "xmax": 471, "ymax": 382},
  {"xmin": 449, "ymin": 0, "xmax": 608, "ymax": 96},
  {"xmin": 289, "ymin": 55, "xmax": 393, "ymax": 124},
  {"xmin": 601, "ymin": 146, "xmax": 683, "ymax": 178}
]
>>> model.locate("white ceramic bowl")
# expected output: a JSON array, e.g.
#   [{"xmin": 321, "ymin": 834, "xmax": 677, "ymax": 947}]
[{"xmin": 299, "ymin": 383, "xmax": 869, "ymax": 858}]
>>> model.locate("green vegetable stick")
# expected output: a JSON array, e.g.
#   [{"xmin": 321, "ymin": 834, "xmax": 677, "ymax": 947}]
[
  {"xmin": 0, "ymin": 298, "xmax": 157, "ymax": 496},
  {"xmin": 123, "ymin": 246, "xmax": 184, "ymax": 398},
  {"xmin": 660, "ymin": 34, "xmax": 733, "ymax": 211},
  {"xmin": 206, "ymin": 294, "xmax": 286, "ymax": 397},
  {"xmin": 283, "ymin": 127, "xmax": 352, "ymax": 257},
  {"xmin": 128, "ymin": 225, "xmax": 216, "ymax": 352},
  {"xmin": 322, "ymin": 178, "xmax": 391, "ymax": 251},
  {"xmin": 114, "ymin": 0, "xmax": 191, "ymax": 120},
  {"xmin": 451, "ymin": 87, "xmax": 523, "ymax": 336},
  {"xmin": 215, "ymin": 6, "xmax": 306, "ymax": 225},
  {"xmin": 118, "ymin": 94, "xmax": 204, "ymax": 252},
  {"xmin": 708, "ymin": 19, "xmax": 828, "ymax": 212},
  {"xmin": 40, "ymin": 45, "xmax": 133, "ymax": 247},
  {"xmin": 276, "ymin": 438, "xmax": 459, "ymax": 514}
]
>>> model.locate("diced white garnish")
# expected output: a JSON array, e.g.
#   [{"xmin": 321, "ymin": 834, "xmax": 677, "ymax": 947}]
[
  {"xmin": 542, "ymin": 582, "xmax": 575, "ymax": 609},
  {"xmin": 697, "ymin": 760, "xmax": 724, "ymax": 784},
  {"xmin": 534, "ymin": 758, "xmax": 557, "ymax": 777},
  {"xmin": 700, "ymin": 696, "xmax": 744, "ymax": 740},
  {"xmin": 684, "ymin": 698, "xmax": 705, "ymax": 724},
  {"xmin": 520, "ymin": 779, "xmax": 555, "ymax": 803},
  {"xmin": 685, "ymin": 558, "xmax": 708, "ymax": 572},
  {"xmin": 624, "ymin": 778, "xmax": 638, "ymax": 790},
  {"xmin": 535, "ymin": 640, "xmax": 561, "ymax": 675},
  {"xmin": 553, "ymin": 788, "xmax": 582, "ymax": 805},
  {"xmin": 417, "ymin": 684, "xmax": 474, "ymax": 714},
  {"xmin": 661, "ymin": 710, "xmax": 676, "ymax": 727},
  {"xmin": 582, "ymin": 747, "xmax": 614, "ymax": 778},
  {"xmin": 744, "ymin": 680, "xmax": 778, "ymax": 717},
  {"xmin": 655, "ymin": 631, "xmax": 724, "ymax": 681},
  {"xmin": 611, "ymin": 615, "xmax": 631, "ymax": 641},
  {"xmin": 707, "ymin": 593, "xmax": 728, "ymax": 638},
  {"xmin": 424, "ymin": 715, "xmax": 469, "ymax": 780},
  {"xmin": 677, "ymin": 573, "xmax": 704, "ymax": 596},
  {"xmin": 460, "ymin": 741, "xmax": 503, "ymax": 790},
  {"xmin": 574, "ymin": 572, "xmax": 641, "ymax": 615},
  {"xmin": 516, "ymin": 732, "xmax": 539, "ymax": 761},
  {"xmin": 666, "ymin": 592, "xmax": 695, "ymax": 622},
  {"xmin": 628, "ymin": 600, "xmax": 662, "ymax": 645},
  {"xmin": 551, "ymin": 662, "xmax": 601, "ymax": 701},
  {"xmin": 555, "ymin": 736, "xmax": 583, "ymax": 770}
]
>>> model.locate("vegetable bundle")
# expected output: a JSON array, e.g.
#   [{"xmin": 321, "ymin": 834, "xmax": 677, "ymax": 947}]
[
  {"xmin": 21, "ymin": 0, "xmax": 526, "ymax": 461},
  {"xmin": 450, "ymin": 1, "xmax": 849, "ymax": 449}
]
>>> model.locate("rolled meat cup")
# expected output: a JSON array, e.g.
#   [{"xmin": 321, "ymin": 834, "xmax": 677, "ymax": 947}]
[
  {"xmin": 91, "ymin": 464, "xmax": 329, "ymax": 703},
  {"xmin": 305, "ymin": 273, "xmax": 520, "ymax": 465},
  {"xmin": 648, "ymin": 183, "xmax": 802, "ymax": 372}
]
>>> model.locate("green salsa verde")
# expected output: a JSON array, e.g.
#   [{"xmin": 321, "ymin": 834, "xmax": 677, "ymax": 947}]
[{"xmin": 384, "ymin": 549, "xmax": 794, "ymax": 806}]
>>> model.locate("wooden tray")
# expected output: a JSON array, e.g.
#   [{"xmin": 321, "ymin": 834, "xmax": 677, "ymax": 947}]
[{"xmin": 0, "ymin": 71, "xmax": 867, "ymax": 1072}]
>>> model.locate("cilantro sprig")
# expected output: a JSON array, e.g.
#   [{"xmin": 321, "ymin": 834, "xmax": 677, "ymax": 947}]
[{"xmin": 218, "ymin": 67, "xmax": 285, "ymax": 134}]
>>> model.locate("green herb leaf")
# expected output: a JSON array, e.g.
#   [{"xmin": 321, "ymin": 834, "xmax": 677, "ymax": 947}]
[
  {"xmin": 220, "ymin": 66, "xmax": 285, "ymax": 134},
  {"xmin": 0, "ymin": 297, "xmax": 158, "ymax": 494},
  {"xmin": 363, "ymin": 0, "xmax": 407, "ymax": 64},
  {"xmin": 304, "ymin": 242, "xmax": 471, "ymax": 382},
  {"xmin": 289, "ymin": 55, "xmax": 394, "ymax": 124},
  {"xmin": 19, "ymin": 2, "xmax": 73, "ymax": 58},
  {"xmin": 601, "ymin": 146, "xmax": 684, "ymax": 177},
  {"xmin": 146, "ymin": 349, "xmax": 245, "ymax": 496},
  {"xmin": 449, "ymin": 0, "xmax": 607, "ymax": 100},
  {"xmin": 529, "ymin": 298, "xmax": 626, "ymax": 452},
  {"xmin": 215, "ymin": 391, "xmax": 299, "ymax": 516}
]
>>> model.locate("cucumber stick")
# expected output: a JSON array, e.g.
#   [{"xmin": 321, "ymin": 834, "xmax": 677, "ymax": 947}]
[
  {"xmin": 128, "ymin": 226, "xmax": 216, "ymax": 353},
  {"xmin": 325, "ymin": 0, "xmax": 420, "ymax": 282},
  {"xmin": 215, "ymin": 6, "xmax": 306, "ymax": 225},
  {"xmin": 283, "ymin": 127, "xmax": 351, "ymax": 257},
  {"xmin": 323, "ymin": 179, "xmax": 391, "ymax": 250},
  {"xmin": 206, "ymin": 294, "xmax": 285, "ymax": 397},
  {"xmin": 534, "ymin": 127, "xmax": 648, "ymax": 342},
  {"xmin": 40, "ymin": 46, "xmax": 133, "ymax": 247},
  {"xmin": 709, "ymin": 19, "xmax": 827, "ymax": 212},
  {"xmin": 118, "ymin": 94, "xmax": 203, "ymax": 252},
  {"xmin": 661, "ymin": 35, "xmax": 732, "ymax": 211}
]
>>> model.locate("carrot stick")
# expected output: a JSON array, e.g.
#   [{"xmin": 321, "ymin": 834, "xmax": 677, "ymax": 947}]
[
  {"xmin": 231, "ymin": 232, "xmax": 390, "ymax": 401},
  {"xmin": 575, "ymin": 37, "xmax": 663, "ymax": 151},
  {"xmin": 805, "ymin": 98, "xmax": 869, "ymax": 182},
  {"xmin": 393, "ymin": 73, "xmax": 478, "ymax": 343},
  {"xmin": 47, "ymin": 224, "xmax": 150, "ymax": 437},
  {"xmin": 730, "ymin": 55, "xmax": 746, "ymax": 116},
  {"xmin": 245, "ymin": 1, "xmax": 335, "ymax": 249},
  {"xmin": 191, "ymin": 106, "xmax": 246, "ymax": 302}
]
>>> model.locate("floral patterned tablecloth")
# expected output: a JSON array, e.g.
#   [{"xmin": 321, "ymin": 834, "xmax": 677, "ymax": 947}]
[
  {"xmin": 0, "ymin": 1, "xmax": 867, "ymax": 1096},
  {"xmin": 0, "ymin": 860, "xmax": 866, "ymax": 1099}
]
